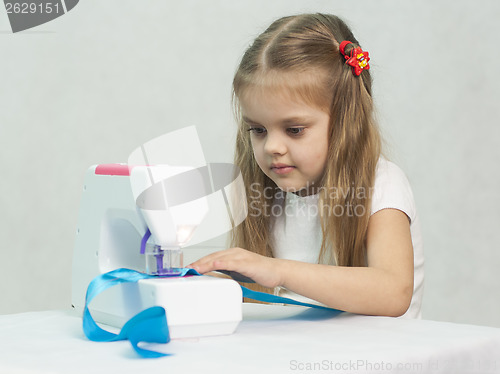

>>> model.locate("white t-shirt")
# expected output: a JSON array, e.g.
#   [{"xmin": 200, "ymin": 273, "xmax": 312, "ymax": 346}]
[{"xmin": 270, "ymin": 158, "xmax": 424, "ymax": 318}]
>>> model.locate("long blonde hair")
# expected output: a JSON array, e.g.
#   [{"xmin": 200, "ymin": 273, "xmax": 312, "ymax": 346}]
[{"xmin": 231, "ymin": 13, "xmax": 381, "ymax": 268}]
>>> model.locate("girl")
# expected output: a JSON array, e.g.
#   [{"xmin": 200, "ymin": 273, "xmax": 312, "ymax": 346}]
[{"xmin": 189, "ymin": 13, "xmax": 424, "ymax": 318}]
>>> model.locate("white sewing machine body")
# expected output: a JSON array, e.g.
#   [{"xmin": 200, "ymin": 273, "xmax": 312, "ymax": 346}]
[{"xmin": 71, "ymin": 164, "xmax": 243, "ymax": 339}]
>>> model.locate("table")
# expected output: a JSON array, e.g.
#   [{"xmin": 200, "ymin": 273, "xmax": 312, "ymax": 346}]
[{"xmin": 0, "ymin": 304, "xmax": 499, "ymax": 374}]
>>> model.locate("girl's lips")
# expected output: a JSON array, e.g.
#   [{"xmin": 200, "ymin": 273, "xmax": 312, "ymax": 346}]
[{"xmin": 270, "ymin": 164, "xmax": 295, "ymax": 175}]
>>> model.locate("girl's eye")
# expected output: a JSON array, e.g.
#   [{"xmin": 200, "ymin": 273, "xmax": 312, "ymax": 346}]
[
  {"xmin": 287, "ymin": 127, "xmax": 305, "ymax": 136},
  {"xmin": 247, "ymin": 127, "xmax": 267, "ymax": 136}
]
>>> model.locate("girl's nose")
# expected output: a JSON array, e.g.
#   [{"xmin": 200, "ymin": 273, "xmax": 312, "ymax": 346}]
[{"xmin": 263, "ymin": 133, "xmax": 287, "ymax": 155}]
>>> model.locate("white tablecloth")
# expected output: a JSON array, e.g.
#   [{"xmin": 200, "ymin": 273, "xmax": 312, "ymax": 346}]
[{"xmin": 0, "ymin": 304, "xmax": 499, "ymax": 374}]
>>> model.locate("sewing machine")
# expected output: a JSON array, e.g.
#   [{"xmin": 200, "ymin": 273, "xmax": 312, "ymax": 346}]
[{"xmin": 71, "ymin": 127, "xmax": 247, "ymax": 339}]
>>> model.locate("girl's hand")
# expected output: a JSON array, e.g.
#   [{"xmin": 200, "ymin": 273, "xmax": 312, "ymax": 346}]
[{"xmin": 187, "ymin": 248, "xmax": 283, "ymax": 289}]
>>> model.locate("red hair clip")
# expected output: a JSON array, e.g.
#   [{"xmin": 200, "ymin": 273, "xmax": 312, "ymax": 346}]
[{"xmin": 339, "ymin": 40, "xmax": 370, "ymax": 76}]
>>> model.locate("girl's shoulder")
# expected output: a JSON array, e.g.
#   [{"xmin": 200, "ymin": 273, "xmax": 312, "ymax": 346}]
[
  {"xmin": 371, "ymin": 158, "xmax": 416, "ymax": 221},
  {"xmin": 375, "ymin": 157, "xmax": 407, "ymax": 180}
]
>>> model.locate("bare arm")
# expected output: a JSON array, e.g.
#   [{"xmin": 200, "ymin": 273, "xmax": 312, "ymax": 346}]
[{"xmin": 189, "ymin": 208, "xmax": 414, "ymax": 317}]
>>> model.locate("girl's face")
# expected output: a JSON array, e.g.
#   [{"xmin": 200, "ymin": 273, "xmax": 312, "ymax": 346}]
[{"xmin": 241, "ymin": 88, "xmax": 330, "ymax": 196}]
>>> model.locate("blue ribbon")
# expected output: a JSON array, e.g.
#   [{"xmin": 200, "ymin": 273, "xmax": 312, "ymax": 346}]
[{"xmin": 83, "ymin": 268, "xmax": 342, "ymax": 358}]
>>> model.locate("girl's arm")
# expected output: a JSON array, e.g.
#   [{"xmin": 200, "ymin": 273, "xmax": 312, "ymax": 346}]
[{"xmin": 188, "ymin": 208, "xmax": 414, "ymax": 317}]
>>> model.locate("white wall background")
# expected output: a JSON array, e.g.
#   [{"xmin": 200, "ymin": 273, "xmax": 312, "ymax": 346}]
[{"xmin": 1, "ymin": 0, "xmax": 499, "ymax": 327}]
